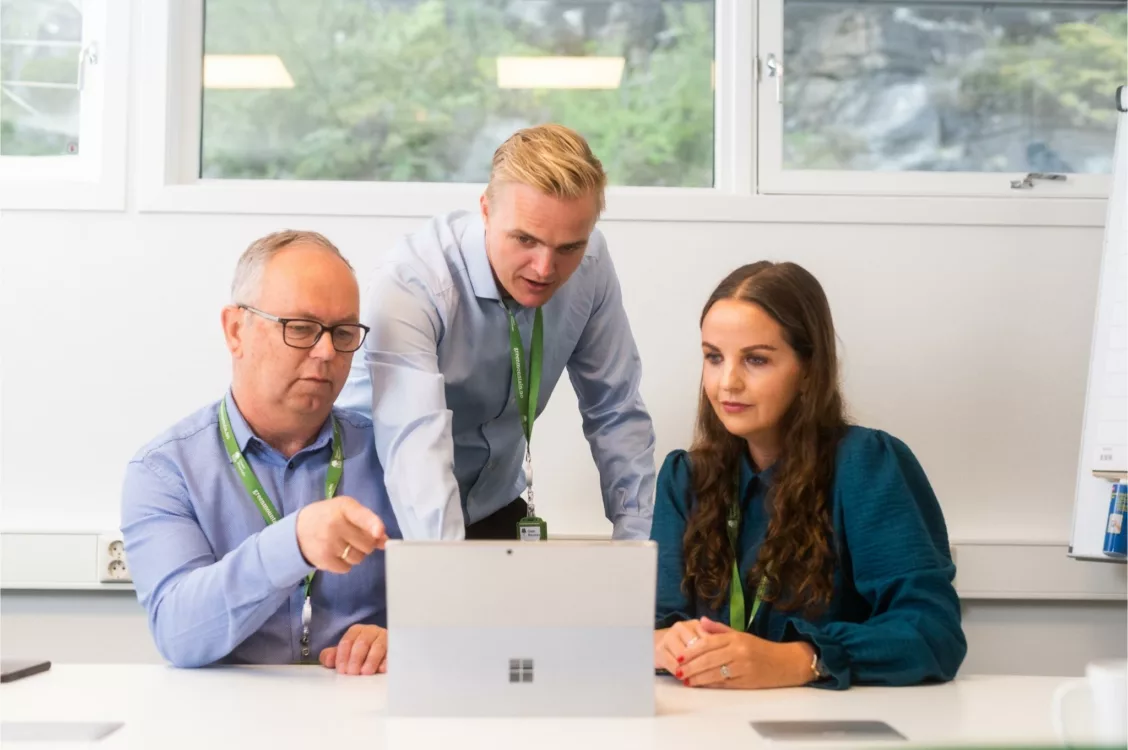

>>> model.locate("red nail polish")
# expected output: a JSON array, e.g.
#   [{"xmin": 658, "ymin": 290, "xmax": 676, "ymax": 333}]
[
  {"xmin": 676, "ymin": 655, "xmax": 684, "ymax": 664},
  {"xmin": 675, "ymin": 669, "xmax": 683, "ymax": 679},
  {"xmin": 683, "ymin": 679, "xmax": 691, "ymax": 687}
]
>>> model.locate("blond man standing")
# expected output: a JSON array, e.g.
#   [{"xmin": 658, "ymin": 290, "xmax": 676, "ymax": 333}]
[{"xmin": 338, "ymin": 124, "xmax": 655, "ymax": 540}]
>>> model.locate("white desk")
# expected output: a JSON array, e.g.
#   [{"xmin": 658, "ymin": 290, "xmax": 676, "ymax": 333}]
[{"xmin": 0, "ymin": 666, "xmax": 1070, "ymax": 749}]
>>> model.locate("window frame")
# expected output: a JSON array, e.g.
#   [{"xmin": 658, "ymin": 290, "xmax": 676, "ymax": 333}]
[
  {"xmin": 755, "ymin": 0, "xmax": 1117, "ymax": 200},
  {"xmin": 137, "ymin": 0, "xmax": 1107, "ymax": 227},
  {"xmin": 0, "ymin": 0, "xmax": 130, "ymax": 211}
]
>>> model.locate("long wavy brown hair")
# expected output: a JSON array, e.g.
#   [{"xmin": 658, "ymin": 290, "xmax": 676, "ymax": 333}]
[{"xmin": 684, "ymin": 261, "xmax": 847, "ymax": 616}]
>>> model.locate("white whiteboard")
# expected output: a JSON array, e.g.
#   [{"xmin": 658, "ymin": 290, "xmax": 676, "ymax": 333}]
[{"xmin": 1070, "ymin": 86, "xmax": 1128, "ymax": 561}]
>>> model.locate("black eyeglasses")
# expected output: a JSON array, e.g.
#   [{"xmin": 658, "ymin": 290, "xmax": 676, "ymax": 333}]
[{"xmin": 239, "ymin": 305, "xmax": 370, "ymax": 353}]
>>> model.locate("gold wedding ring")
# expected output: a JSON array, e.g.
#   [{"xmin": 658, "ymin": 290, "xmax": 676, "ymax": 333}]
[{"xmin": 340, "ymin": 544, "xmax": 352, "ymax": 562}]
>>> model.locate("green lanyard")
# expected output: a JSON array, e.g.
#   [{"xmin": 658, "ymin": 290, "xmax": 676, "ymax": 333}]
[
  {"xmin": 218, "ymin": 399, "xmax": 343, "ymax": 599},
  {"xmin": 727, "ymin": 474, "xmax": 768, "ymax": 631},
  {"xmin": 506, "ymin": 305, "xmax": 543, "ymax": 446},
  {"xmin": 506, "ymin": 305, "xmax": 548, "ymax": 540}
]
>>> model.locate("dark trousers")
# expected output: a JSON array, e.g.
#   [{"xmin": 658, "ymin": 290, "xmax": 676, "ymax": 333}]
[{"xmin": 465, "ymin": 497, "xmax": 528, "ymax": 540}]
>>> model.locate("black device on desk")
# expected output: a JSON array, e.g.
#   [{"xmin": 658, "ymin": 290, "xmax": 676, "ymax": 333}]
[{"xmin": 0, "ymin": 660, "xmax": 51, "ymax": 683}]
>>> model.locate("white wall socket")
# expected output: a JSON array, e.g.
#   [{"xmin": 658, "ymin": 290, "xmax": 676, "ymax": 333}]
[{"xmin": 96, "ymin": 533, "xmax": 132, "ymax": 583}]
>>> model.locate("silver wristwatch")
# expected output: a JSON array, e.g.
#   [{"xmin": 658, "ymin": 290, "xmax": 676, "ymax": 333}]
[{"xmin": 809, "ymin": 646, "xmax": 830, "ymax": 680}]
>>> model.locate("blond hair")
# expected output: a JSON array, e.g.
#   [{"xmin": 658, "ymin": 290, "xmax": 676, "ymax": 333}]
[
  {"xmin": 231, "ymin": 230, "xmax": 352, "ymax": 304},
  {"xmin": 487, "ymin": 124, "xmax": 607, "ymax": 212}
]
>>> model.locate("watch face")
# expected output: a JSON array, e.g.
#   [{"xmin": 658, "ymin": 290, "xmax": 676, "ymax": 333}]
[{"xmin": 815, "ymin": 658, "xmax": 830, "ymax": 678}]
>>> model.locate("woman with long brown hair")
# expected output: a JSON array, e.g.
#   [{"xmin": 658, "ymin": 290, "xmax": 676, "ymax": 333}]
[{"xmin": 652, "ymin": 261, "xmax": 965, "ymax": 690}]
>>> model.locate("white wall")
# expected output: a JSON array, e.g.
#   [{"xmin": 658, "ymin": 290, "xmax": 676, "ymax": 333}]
[
  {"xmin": 2, "ymin": 205, "xmax": 1125, "ymax": 673},
  {"xmin": 0, "ymin": 212, "xmax": 1107, "ymax": 542}
]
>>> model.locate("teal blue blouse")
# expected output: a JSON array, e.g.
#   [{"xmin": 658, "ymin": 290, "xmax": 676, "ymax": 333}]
[{"xmin": 652, "ymin": 426, "xmax": 966, "ymax": 690}]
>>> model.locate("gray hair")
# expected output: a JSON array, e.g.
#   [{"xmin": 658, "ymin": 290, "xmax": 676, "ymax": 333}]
[{"xmin": 231, "ymin": 230, "xmax": 354, "ymax": 305}]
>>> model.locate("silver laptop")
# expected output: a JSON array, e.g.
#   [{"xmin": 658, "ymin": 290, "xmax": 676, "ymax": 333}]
[{"xmin": 386, "ymin": 540, "xmax": 657, "ymax": 718}]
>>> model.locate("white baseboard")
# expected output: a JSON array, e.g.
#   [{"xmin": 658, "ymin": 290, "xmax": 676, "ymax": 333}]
[{"xmin": 1, "ymin": 532, "xmax": 1125, "ymax": 600}]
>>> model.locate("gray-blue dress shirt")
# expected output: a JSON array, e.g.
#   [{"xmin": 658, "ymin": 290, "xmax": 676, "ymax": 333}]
[{"xmin": 337, "ymin": 210, "xmax": 656, "ymax": 540}]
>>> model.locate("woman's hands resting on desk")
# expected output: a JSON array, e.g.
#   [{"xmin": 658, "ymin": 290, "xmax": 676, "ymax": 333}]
[
  {"xmin": 654, "ymin": 617, "xmax": 815, "ymax": 689},
  {"xmin": 318, "ymin": 624, "xmax": 388, "ymax": 676}
]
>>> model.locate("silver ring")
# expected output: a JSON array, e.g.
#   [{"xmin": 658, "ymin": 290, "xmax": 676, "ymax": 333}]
[
  {"xmin": 686, "ymin": 636, "xmax": 699, "ymax": 648},
  {"xmin": 339, "ymin": 544, "xmax": 352, "ymax": 562},
  {"xmin": 720, "ymin": 664, "xmax": 732, "ymax": 680}
]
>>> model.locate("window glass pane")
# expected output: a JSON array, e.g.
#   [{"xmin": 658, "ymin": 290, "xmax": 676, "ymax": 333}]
[
  {"xmin": 201, "ymin": 0, "xmax": 715, "ymax": 186},
  {"xmin": 0, "ymin": 0, "xmax": 82, "ymax": 157},
  {"xmin": 783, "ymin": 1, "xmax": 1126, "ymax": 173}
]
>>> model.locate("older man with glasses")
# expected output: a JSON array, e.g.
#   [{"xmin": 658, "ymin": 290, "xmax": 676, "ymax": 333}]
[{"xmin": 121, "ymin": 230, "xmax": 399, "ymax": 675}]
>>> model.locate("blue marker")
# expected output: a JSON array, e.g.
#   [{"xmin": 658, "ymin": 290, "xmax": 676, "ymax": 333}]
[{"xmin": 1103, "ymin": 482, "xmax": 1127, "ymax": 558}]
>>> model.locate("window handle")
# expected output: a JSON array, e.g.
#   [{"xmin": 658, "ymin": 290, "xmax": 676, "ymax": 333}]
[
  {"xmin": 1009, "ymin": 172, "xmax": 1067, "ymax": 190},
  {"xmin": 766, "ymin": 54, "xmax": 783, "ymax": 104},
  {"xmin": 76, "ymin": 42, "xmax": 99, "ymax": 92}
]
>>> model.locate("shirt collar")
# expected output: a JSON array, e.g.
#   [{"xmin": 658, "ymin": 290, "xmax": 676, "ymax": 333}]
[
  {"xmin": 461, "ymin": 215, "xmax": 502, "ymax": 301},
  {"xmin": 738, "ymin": 451, "xmax": 776, "ymax": 498},
  {"xmin": 223, "ymin": 390, "xmax": 335, "ymax": 459},
  {"xmin": 223, "ymin": 390, "xmax": 257, "ymax": 454}
]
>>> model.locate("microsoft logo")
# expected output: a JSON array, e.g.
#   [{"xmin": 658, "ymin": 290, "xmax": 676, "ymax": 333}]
[{"xmin": 508, "ymin": 658, "xmax": 534, "ymax": 683}]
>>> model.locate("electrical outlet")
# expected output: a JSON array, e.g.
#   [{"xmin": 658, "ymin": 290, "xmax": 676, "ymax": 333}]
[{"xmin": 96, "ymin": 533, "xmax": 132, "ymax": 583}]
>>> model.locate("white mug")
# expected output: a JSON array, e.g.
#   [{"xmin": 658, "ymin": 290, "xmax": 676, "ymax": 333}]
[{"xmin": 1052, "ymin": 658, "xmax": 1128, "ymax": 747}]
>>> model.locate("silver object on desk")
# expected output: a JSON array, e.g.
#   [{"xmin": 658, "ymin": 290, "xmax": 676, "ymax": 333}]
[
  {"xmin": 385, "ymin": 539, "xmax": 657, "ymax": 717},
  {"xmin": 751, "ymin": 720, "xmax": 907, "ymax": 742}
]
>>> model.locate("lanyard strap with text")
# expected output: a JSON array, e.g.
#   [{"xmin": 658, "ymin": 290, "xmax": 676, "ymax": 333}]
[
  {"xmin": 506, "ymin": 305, "xmax": 547, "ymax": 540},
  {"xmin": 218, "ymin": 399, "xmax": 343, "ymax": 600},
  {"xmin": 506, "ymin": 305, "xmax": 543, "ymax": 448},
  {"xmin": 727, "ymin": 474, "xmax": 768, "ymax": 631}
]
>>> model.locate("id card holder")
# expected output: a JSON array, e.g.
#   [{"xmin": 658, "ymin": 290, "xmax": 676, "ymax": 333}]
[{"xmin": 517, "ymin": 516, "xmax": 547, "ymax": 541}]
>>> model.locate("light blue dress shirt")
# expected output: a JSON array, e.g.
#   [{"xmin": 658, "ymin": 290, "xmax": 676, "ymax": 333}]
[
  {"xmin": 121, "ymin": 392, "xmax": 400, "ymax": 668},
  {"xmin": 337, "ymin": 210, "xmax": 656, "ymax": 541}
]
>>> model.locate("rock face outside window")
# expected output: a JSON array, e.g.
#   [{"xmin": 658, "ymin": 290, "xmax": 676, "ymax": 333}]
[{"xmin": 781, "ymin": 2, "xmax": 1126, "ymax": 174}]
